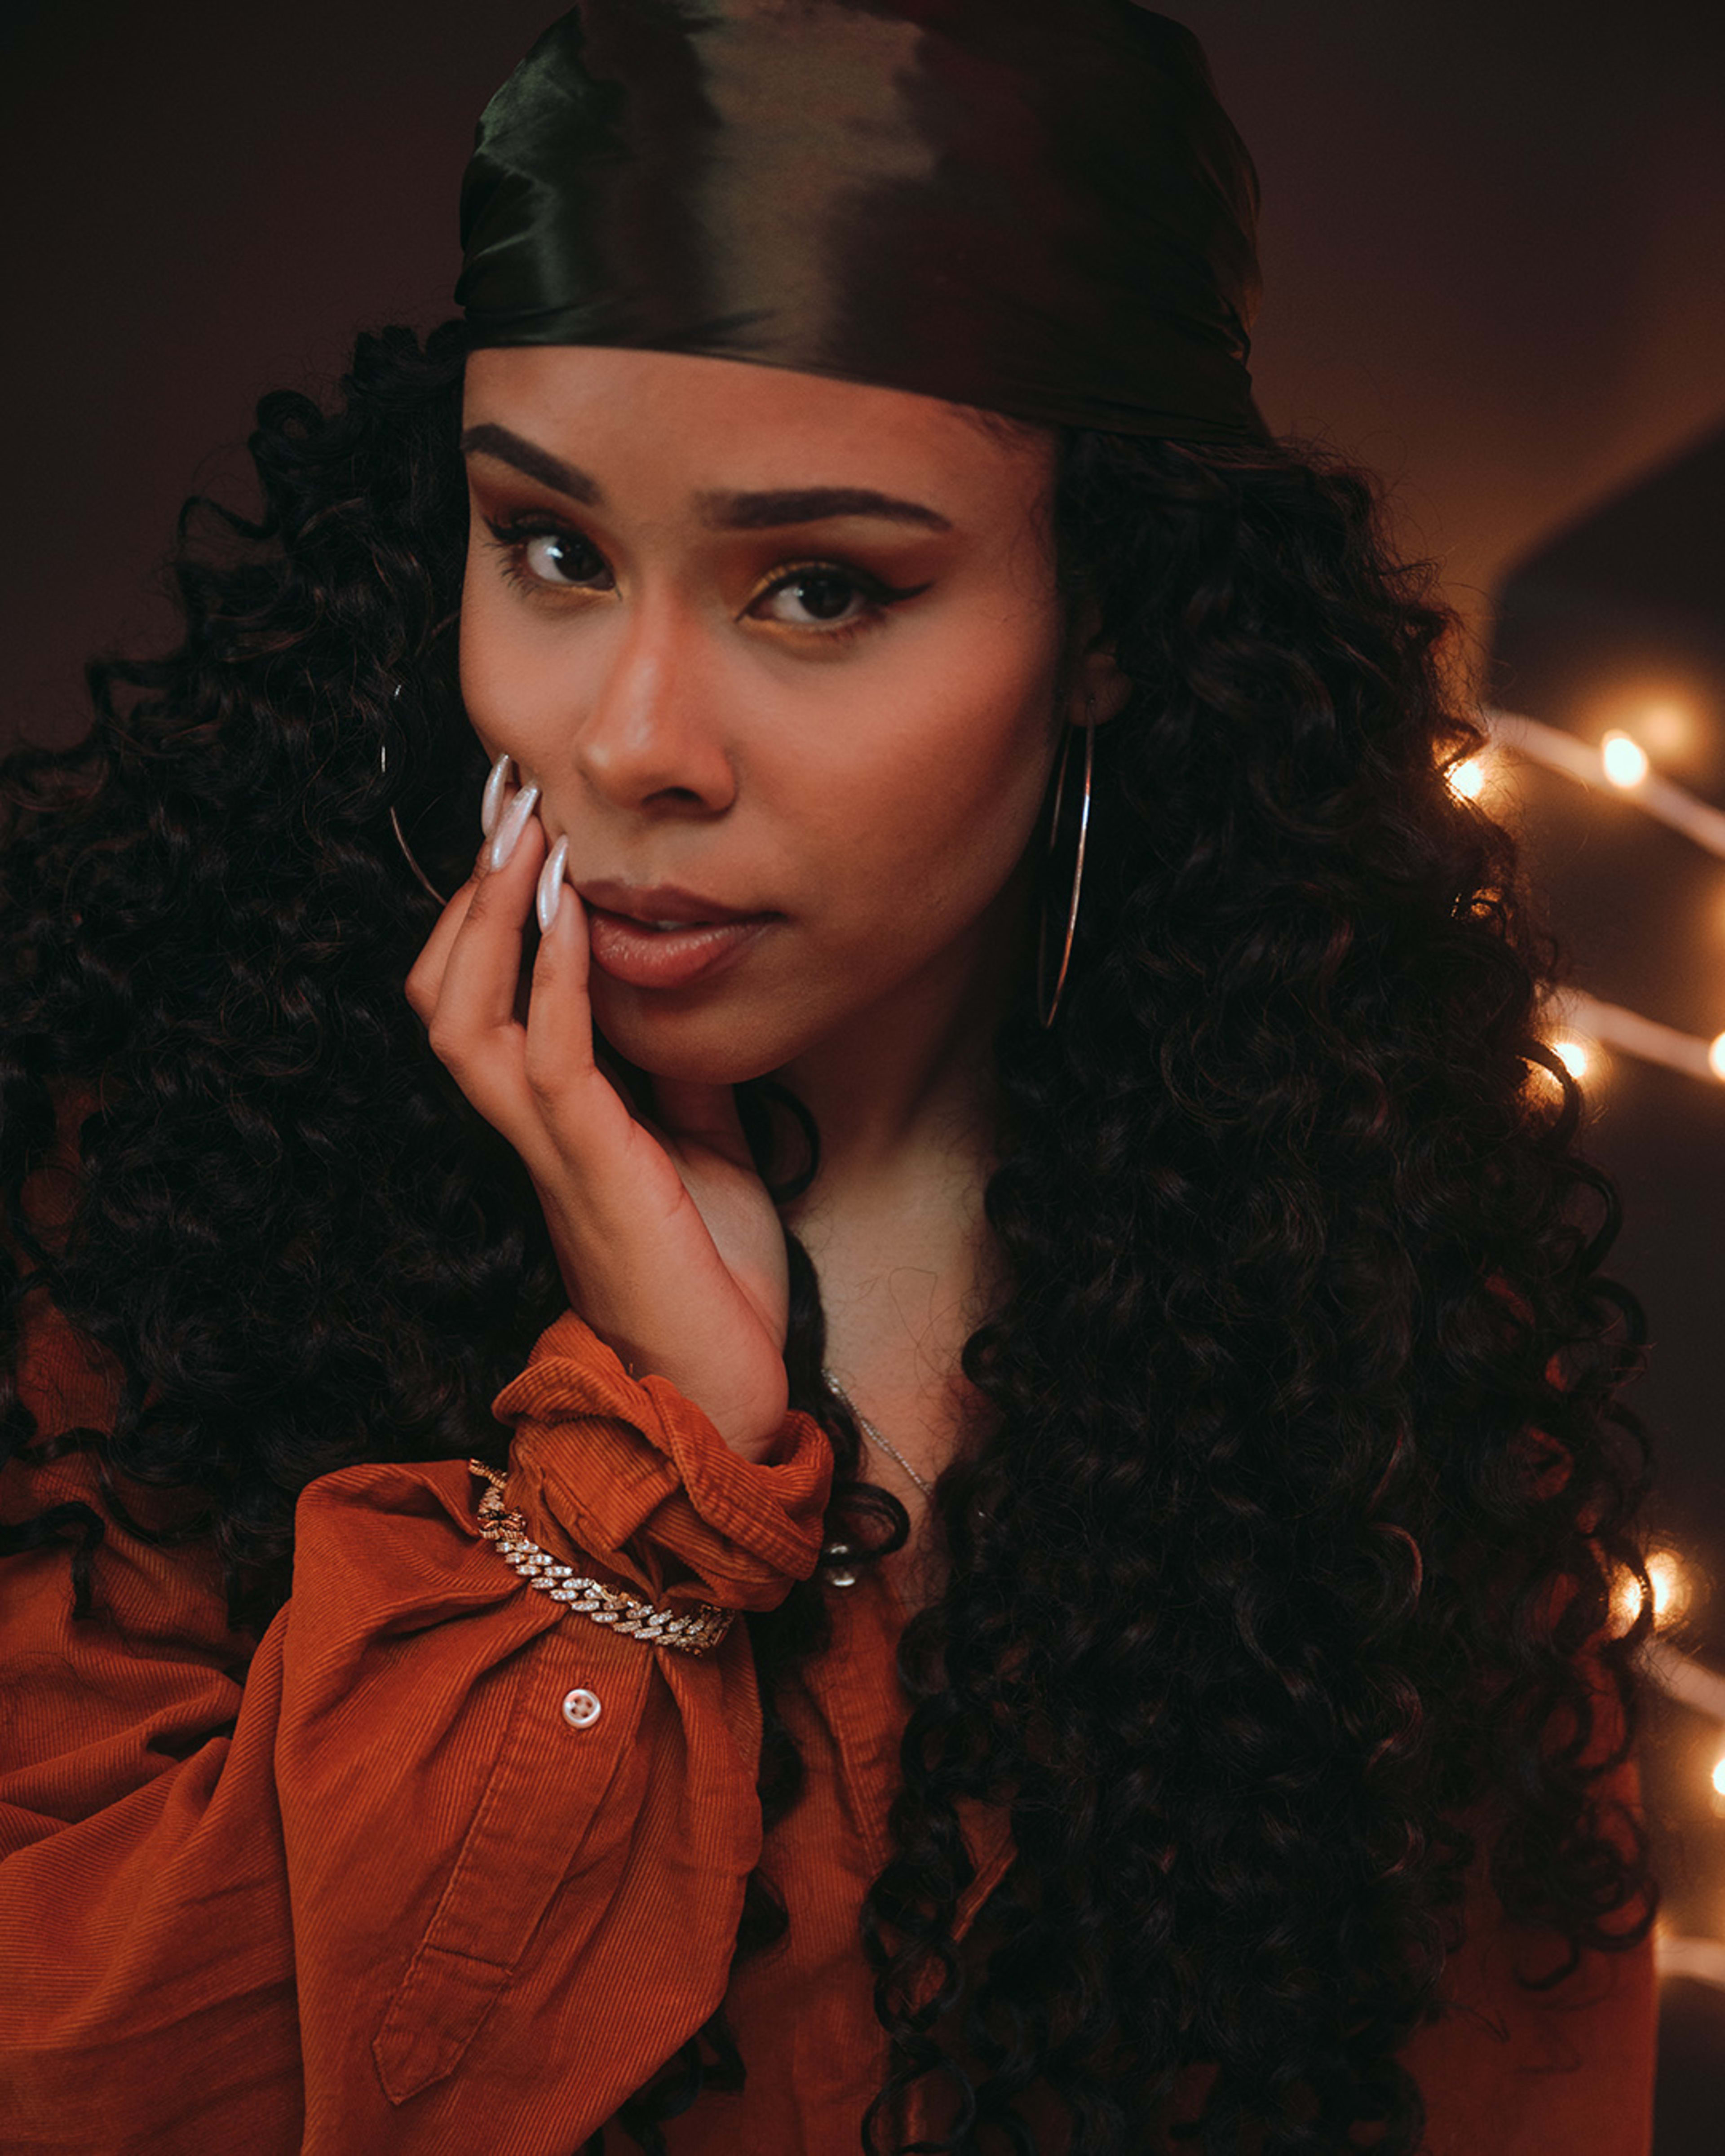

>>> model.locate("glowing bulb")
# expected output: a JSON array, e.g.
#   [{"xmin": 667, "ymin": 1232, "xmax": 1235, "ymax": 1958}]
[
  {"xmin": 1712, "ymin": 1756, "xmax": 1725, "ymax": 1799},
  {"xmin": 1609, "ymin": 1550, "xmax": 1689, "ymax": 1635},
  {"xmin": 1552, "ymin": 1038, "xmax": 1592, "ymax": 1080},
  {"xmin": 1601, "ymin": 730, "xmax": 1650, "ymax": 788},
  {"xmin": 1447, "ymin": 755, "xmax": 1486, "ymax": 800},
  {"xmin": 1710, "ymin": 1031, "xmax": 1725, "ymax": 1082},
  {"xmin": 1648, "ymin": 1549, "xmax": 1689, "ymax": 1626}
]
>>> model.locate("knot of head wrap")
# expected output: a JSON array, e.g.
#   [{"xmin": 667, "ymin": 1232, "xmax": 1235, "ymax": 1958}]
[{"xmin": 456, "ymin": 0, "xmax": 1265, "ymax": 444}]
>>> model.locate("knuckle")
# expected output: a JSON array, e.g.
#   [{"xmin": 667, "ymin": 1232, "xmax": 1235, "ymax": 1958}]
[
  {"xmin": 425, "ymin": 1015, "xmax": 468, "ymax": 1072},
  {"xmin": 521, "ymin": 1046, "xmax": 563, "ymax": 1107}
]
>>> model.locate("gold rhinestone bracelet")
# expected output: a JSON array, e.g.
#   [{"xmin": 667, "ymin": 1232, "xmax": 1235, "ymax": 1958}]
[{"xmin": 468, "ymin": 1459, "xmax": 734, "ymax": 1657}]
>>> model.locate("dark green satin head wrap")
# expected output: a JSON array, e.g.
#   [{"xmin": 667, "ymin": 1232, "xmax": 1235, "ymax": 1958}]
[{"xmin": 456, "ymin": 0, "xmax": 1264, "ymax": 443}]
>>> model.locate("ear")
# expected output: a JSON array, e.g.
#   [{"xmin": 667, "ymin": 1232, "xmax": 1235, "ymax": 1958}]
[{"xmin": 1065, "ymin": 596, "xmax": 1133, "ymax": 726}]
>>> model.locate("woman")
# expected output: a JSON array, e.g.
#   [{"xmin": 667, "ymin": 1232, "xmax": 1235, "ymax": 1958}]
[{"xmin": 0, "ymin": 4, "xmax": 1657, "ymax": 2152}]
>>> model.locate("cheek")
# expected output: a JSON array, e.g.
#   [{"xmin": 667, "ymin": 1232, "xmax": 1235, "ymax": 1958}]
[
  {"xmin": 457, "ymin": 559, "xmax": 509, "ymax": 748},
  {"xmin": 799, "ymin": 644, "xmax": 1061, "ymax": 942},
  {"xmin": 457, "ymin": 568, "xmax": 558, "ymax": 778}
]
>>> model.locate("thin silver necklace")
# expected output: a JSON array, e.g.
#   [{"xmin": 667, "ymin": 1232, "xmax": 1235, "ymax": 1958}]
[{"xmin": 821, "ymin": 1368, "xmax": 935, "ymax": 1499}]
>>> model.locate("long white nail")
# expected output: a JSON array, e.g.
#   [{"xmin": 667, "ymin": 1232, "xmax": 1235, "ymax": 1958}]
[
  {"xmin": 488, "ymin": 782, "xmax": 541, "ymax": 871},
  {"xmin": 480, "ymin": 752, "xmax": 515, "ymax": 840},
  {"xmin": 536, "ymin": 834, "xmax": 571, "ymax": 934}
]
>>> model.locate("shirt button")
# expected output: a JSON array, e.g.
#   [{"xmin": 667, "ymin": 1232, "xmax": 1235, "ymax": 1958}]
[
  {"xmin": 822, "ymin": 1540, "xmax": 858, "ymax": 1589},
  {"xmin": 562, "ymin": 1687, "xmax": 602, "ymax": 1729}
]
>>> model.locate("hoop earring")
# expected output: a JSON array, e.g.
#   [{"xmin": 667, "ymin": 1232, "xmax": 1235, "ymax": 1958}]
[
  {"xmin": 380, "ymin": 610, "xmax": 462, "ymax": 905},
  {"xmin": 380, "ymin": 724, "xmax": 453, "ymax": 906},
  {"xmin": 1036, "ymin": 700, "xmax": 1095, "ymax": 1029}
]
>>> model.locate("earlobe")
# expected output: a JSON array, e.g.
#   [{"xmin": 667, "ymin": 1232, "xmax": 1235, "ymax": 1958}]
[
  {"xmin": 1066, "ymin": 595, "xmax": 1133, "ymax": 725},
  {"xmin": 1075, "ymin": 645, "xmax": 1133, "ymax": 727}
]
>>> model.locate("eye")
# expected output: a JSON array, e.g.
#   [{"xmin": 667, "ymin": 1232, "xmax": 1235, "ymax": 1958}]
[
  {"xmin": 483, "ymin": 515, "xmax": 612, "ymax": 592},
  {"xmin": 522, "ymin": 530, "xmax": 606, "ymax": 587},
  {"xmin": 754, "ymin": 566, "xmax": 875, "ymax": 629},
  {"xmin": 749, "ymin": 561, "xmax": 931, "ymax": 641}
]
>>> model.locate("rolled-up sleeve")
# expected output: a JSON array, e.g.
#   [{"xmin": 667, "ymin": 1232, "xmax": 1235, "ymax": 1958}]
[{"xmin": 495, "ymin": 1307, "xmax": 834, "ymax": 1608}]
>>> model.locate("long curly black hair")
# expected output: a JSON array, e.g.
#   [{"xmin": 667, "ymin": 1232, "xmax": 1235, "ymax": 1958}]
[{"xmin": 0, "ymin": 319, "xmax": 1656, "ymax": 2156}]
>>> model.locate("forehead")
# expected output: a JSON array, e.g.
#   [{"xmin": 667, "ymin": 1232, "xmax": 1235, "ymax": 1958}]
[{"xmin": 461, "ymin": 344, "xmax": 1054, "ymax": 517}]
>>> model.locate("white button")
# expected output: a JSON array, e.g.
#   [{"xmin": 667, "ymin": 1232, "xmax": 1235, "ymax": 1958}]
[{"xmin": 562, "ymin": 1687, "xmax": 602, "ymax": 1729}]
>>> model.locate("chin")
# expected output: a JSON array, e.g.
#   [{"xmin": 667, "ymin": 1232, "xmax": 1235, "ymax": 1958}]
[{"xmin": 590, "ymin": 987, "xmax": 815, "ymax": 1089}]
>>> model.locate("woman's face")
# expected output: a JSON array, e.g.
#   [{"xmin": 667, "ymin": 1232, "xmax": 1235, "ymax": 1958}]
[{"xmin": 458, "ymin": 344, "xmax": 1090, "ymax": 1084}]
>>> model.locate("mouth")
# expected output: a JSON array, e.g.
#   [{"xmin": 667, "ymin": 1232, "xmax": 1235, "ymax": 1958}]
[{"xmin": 576, "ymin": 882, "xmax": 778, "ymax": 991}]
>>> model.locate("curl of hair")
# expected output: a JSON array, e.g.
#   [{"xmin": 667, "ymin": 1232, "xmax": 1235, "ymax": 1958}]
[{"xmin": 0, "ymin": 323, "xmax": 1655, "ymax": 2155}]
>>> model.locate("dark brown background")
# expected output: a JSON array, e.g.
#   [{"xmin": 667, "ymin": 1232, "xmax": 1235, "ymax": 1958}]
[{"xmin": 3, "ymin": 3, "xmax": 1724, "ymax": 2139}]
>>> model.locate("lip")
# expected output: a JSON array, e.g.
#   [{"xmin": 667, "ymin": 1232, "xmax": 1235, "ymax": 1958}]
[
  {"xmin": 583, "ymin": 906, "xmax": 776, "ymax": 991},
  {"xmin": 576, "ymin": 879, "xmax": 763, "ymax": 927}
]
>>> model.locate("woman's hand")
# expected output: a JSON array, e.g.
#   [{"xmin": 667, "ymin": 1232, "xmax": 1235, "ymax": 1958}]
[{"xmin": 404, "ymin": 799, "xmax": 791, "ymax": 1460}]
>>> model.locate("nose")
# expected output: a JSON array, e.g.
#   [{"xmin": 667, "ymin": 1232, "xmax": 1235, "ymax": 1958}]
[{"xmin": 568, "ymin": 603, "xmax": 738, "ymax": 818}]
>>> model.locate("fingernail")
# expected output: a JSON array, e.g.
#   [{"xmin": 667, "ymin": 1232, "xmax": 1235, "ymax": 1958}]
[
  {"xmin": 480, "ymin": 751, "xmax": 515, "ymax": 840},
  {"xmin": 536, "ymin": 833, "xmax": 571, "ymax": 934},
  {"xmin": 488, "ymin": 782, "xmax": 541, "ymax": 872}
]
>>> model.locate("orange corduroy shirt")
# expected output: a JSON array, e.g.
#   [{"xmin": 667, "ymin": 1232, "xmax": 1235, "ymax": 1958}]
[{"xmin": 0, "ymin": 1275, "xmax": 1656, "ymax": 2153}]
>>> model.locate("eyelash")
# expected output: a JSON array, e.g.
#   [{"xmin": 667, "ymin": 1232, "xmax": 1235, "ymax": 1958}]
[{"xmin": 480, "ymin": 513, "xmax": 926, "ymax": 645}]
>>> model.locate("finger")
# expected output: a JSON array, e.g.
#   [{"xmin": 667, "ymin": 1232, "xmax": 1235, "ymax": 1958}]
[
  {"xmin": 522, "ymin": 855, "xmax": 603, "ymax": 1109},
  {"xmin": 427, "ymin": 806, "xmax": 547, "ymax": 1057},
  {"xmin": 652, "ymin": 1076, "xmax": 756, "ymax": 1173},
  {"xmin": 403, "ymin": 756, "xmax": 536, "ymax": 1017},
  {"xmin": 403, "ymin": 851, "xmax": 484, "ymax": 1021}
]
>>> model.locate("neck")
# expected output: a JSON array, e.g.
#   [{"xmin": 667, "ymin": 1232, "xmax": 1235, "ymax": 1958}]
[{"xmin": 771, "ymin": 868, "xmax": 1029, "ymax": 1212}]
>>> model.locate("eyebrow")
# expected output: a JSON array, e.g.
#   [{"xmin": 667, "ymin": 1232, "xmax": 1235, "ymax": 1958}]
[{"xmin": 460, "ymin": 421, "xmax": 953, "ymax": 533}]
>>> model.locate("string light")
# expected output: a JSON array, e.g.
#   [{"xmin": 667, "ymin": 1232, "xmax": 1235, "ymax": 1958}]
[
  {"xmin": 1630, "ymin": 1613, "xmax": 1725, "ymax": 1830},
  {"xmin": 1613, "ymin": 1568, "xmax": 1648, "ymax": 1634},
  {"xmin": 1634, "ymin": 1550, "xmax": 1725, "ymax": 1833},
  {"xmin": 1658, "ymin": 1932, "xmax": 1725, "ymax": 1985},
  {"xmin": 1545, "ymin": 992, "xmax": 1724, "ymax": 1088},
  {"xmin": 1601, "ymin": 729, "xmax": 1651, "ymax": 789},
  {"xmin": 1484, "ymin": 702, "xmax": 1725, "ymax": 1090},
  {"xmin": 1466, "ymin": 714, "xmax": 1725, "ymax": 1839},
  {"xmin": 1501, "ymin": 681, "xmax": 1725, "ymax": 1917},
  {"xmin": 1482, "ymin": 706, "xmax": 1725, "ymax": 862},
  {"xmin": 1613, "ymin": 1548, "xmax": 1694, "ymax": 1633},
  {"xmin": 1649, "ymin": 1548, "xmax": 1691, "ymax": 1627},
  {"xmin": 1446, "ymin": 755, "xmax": 1487, "ymax": 800}
]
